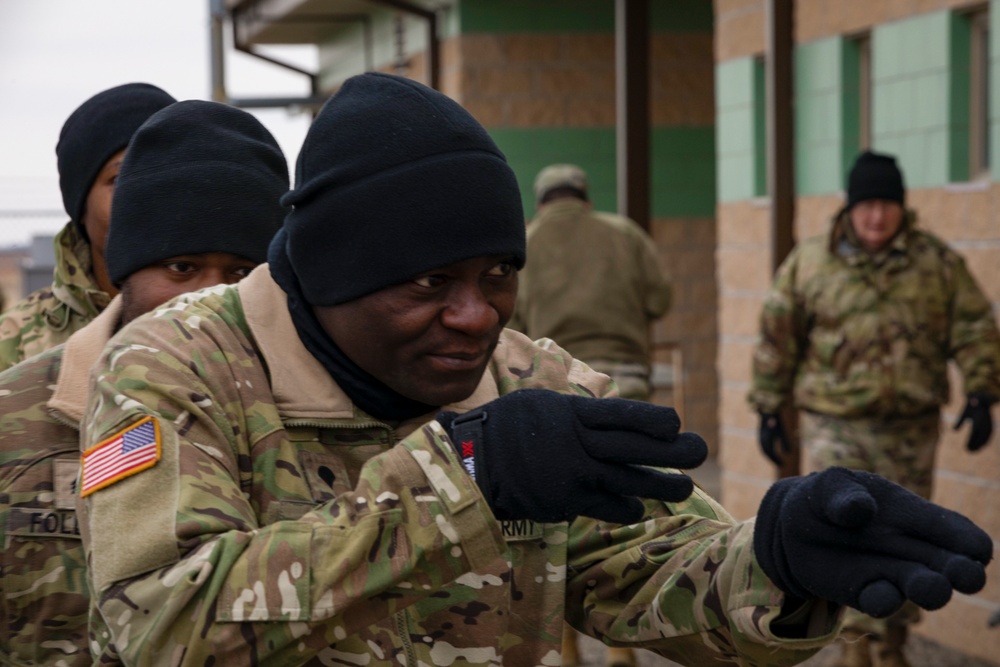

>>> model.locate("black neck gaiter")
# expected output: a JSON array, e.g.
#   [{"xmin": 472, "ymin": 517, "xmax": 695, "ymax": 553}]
[{"xmin": 268, "ymin": 228, "xmax": 436, "ymax": 422}]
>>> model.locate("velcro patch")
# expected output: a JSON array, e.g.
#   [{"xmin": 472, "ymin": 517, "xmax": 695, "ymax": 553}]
[
  {"xmin": 500, "ymin": 519, "xmax": 543, "ymax": 542},
  {"xmin": 8, "ymin": 507, "xmax": 80, "ymax": 539},
  {"xmin": 53, "ymin": 458, "xmax": 79, "ymax": 510},
  {"xmin": 81, "ymin": 416, "xmax": 161, "ymax": 497}
]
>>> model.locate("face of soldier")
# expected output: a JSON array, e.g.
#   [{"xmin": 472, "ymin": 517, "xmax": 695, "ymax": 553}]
[
  {"xmin": 119, "ymin": 252, "xmax": 258, "ymax": 325},
  {"xmin": 849, "ymin": 199, "xmax": 904, "ymax": 252},
  {"xmin": 81, "ymin": 149, "xmax": 126, "ymax": 298},
  {"xmin": 314, "ymin": 255, "xmax": 519, "ymax": 407}
]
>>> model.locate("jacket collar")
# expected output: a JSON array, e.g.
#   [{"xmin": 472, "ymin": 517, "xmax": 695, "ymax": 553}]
[
  {"xmin": 829, "ymin": 207, "xmax": 916, "ymax": 265},
  {"xmin": 48, "ymin": 222, "xmax": 111, "ymax": 321},
  {"xmin": 48, "ymin": 295, "xmax": 123, "ymax": 424},
  {"xmin": 238, "ymin": 265, "xmax": 498, "ymax": 427}
]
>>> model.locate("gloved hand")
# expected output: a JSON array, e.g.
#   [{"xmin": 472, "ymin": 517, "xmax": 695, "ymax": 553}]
[
  {"xmin": 437, "ymin": 389, "xmax": 708, "ymax": 524},
  {"xmin": 954, "ymin": 392, "xmax": 995, "ymax": 452},
  {"xmin": 758, "ymin": 412, "xmax": 791, "ymax": 466},
  {"xmin": 754, "ymin": 467, "xmax": 992, "ymax": 618}
]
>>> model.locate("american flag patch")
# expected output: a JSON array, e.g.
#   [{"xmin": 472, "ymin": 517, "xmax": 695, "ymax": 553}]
[{"xmin": 80, "ymin": 417, "xmax": 161, "ymax": 497}]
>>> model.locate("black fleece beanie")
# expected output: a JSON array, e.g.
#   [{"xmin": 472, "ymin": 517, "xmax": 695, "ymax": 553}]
[
  {"xmin": 105, "ymin": 100, "xmax": 290, "ymax": 286},
  {"xmin": 279, "ymin": 72, "xmax": 526, "ymax": 306},
  {"xmin": 847, "ymin": 150, "xmax": 906, "ymax": 209},
  {"xmin": 56, "ymin": 83, "xmax": 176, "ymax": 231}
]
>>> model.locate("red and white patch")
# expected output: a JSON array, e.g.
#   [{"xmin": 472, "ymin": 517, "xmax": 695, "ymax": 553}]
[{"xmin": 80, "ymin": 416, "xmax": 161, "ymax": 497}]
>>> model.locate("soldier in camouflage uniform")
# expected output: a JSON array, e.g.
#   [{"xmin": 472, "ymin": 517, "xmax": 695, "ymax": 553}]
[
  {"xmin": 0, "ymin": 100, "xmax": 288, "ymax": 666},
  {"xmin": 0, "ymin": 83, "xmax": 176, "ymax": 371},
  {"xmin": 749, "ymin": 151, "xmax": 1000, "ymax": 667},
  {"xmin": 510, "ymin": 164, "xmax": 671, "ymax": 404},
  {"xmin": 78, "ymin": 75, "xmax": 992, "ymax": 667},
  {"xmin": 510, "ymin": 164, "xmax": 672, "ymax": 666}
]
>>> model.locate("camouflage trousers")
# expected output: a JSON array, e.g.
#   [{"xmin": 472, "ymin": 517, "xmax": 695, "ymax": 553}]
[
  {"xmin": 800, "ymin": 410, "xmax": 941, "ymax": 637},
  {"xmin": 586, "ymin": 360, "xmax": 651, "ymax": 401}
]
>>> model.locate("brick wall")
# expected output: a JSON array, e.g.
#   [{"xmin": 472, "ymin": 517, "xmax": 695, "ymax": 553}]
[{"xmin": 444, "ymin": 27, "xmax": 720, "ymax": 449}]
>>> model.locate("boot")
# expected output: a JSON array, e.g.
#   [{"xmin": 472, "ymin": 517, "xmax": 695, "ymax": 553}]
[
  {"xmin": 835, "ymin": 631, "xmax": 873, "ymax": 667},
  {"xmin": 606, "ymin": 646, "xmax": 636, "ymax": 667},
  {"xmin": 877, "ymin": 626, "xmax": 911, "ymax": 667},
  {"xmin": 561, "ymin": 623, "xmax": 580, "ymax": 667}
]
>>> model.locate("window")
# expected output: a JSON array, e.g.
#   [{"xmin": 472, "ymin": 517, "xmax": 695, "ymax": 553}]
[
  {"xmin": 856, "ymin": 33, "xmax": 872, "ymax": 151},
  {"xmin": 753, "ymin": 55, "xmax": 767, "ymax": 197},
  {"xmin": 969, "ymin": 8, "xmax": 990, "ymax": 176}
]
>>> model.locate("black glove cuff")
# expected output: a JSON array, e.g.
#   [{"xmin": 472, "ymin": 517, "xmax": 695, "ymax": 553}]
[
  {"xmin": 971, "ymin": 392, "xmax": 997, "ymax": 406},
  {"xmin": 753, "ymin": 478, "xmax": 812, "ymax": 601},
  {"xmin": 438, "ymin": 408, "xmax": 492, "ymax": 496}
]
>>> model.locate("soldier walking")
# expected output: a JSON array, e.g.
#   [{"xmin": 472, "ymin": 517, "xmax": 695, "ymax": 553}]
[{"xmin": 749, "ymin": 150, "xmax": 1000, "ymax": 667}]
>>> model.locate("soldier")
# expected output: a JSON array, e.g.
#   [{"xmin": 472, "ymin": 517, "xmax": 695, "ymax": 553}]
[
  {"xmin": 78, "ymin": 74, "xmax": 991, "ymax": 667},
  {"xmin": 510, "ymin": 164, "xmax": 672, "ymax": 666},
  {"xmin": 0, "ymin": 100, "xmax": 288, "ymax": 666},
  {"xmin": 749, "ymin": 150, "xmax": 1000, "ymax": 667},
  {"xmin": 0, "ymin": 83, "xmax": 177, "ymax": 371},
  {"xmin": 511, "ymin": 163, "xmax": 671, "ymax": 402}
]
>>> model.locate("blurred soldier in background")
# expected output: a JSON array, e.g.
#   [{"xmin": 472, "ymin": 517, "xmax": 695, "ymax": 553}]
[
  {"xmin": 0, "ymin": 100, "xmax": 288, "ymax": 666},
  {"xmin": 749, "ymin": 150, "xmax": 1000, "ymax": 667},
  {"xmin": 511, "ymin": 163, "xmax": 672, "ymax": 402},
  {"xmin": 0, "ymin": 82, "xmax": 175, "ymax": 371},
  {"xmin": 511, "ymin": 164, "xmax": 672, "ymax": 666}
]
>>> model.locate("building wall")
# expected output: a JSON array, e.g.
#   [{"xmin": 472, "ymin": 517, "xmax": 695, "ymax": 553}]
[
  {"xmin": 317, "ymin": 0, "xmax": 720, "ymax": 446},
  {"xmin": 715, "ymin": 0, "xmax": 1000, "ymax": 660},
  {"xmin": 452, "ymin": 1, "xmax": 718, "ymax": 446}
]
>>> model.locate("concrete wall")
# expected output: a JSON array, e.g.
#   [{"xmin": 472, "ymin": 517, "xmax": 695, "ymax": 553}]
[{"xmin": 715, "ymin": 0, "xmax": 1000, "ymax": 660}]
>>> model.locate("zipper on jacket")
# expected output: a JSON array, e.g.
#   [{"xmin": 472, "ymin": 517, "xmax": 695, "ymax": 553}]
[
  {"xmin": 394, "ymin": 610, "xmax": 417, "ymax": 667},
  {"xmin": 282, "ymin": 418, "xmax": 388, "ymax": 431},
  {"xmin": 47, "ymin": 406, "xmax": 81, "ymax": 431}
]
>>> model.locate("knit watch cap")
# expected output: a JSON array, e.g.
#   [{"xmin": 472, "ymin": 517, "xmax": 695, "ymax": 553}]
[
  {"xmin": 533, "ymin": 164, "xmax": 588, "ymax": 202},
  {"xmin": 56, "ymin": 83, "xmax": 176, "ymax": 230},
  {"xmin": 279, "ymin": 72, "xmax": 526, "ymax": 306},
  {"xmin": 846, "ymin": 150, "xmax": 906, "ymax": 209},
  {"xmin": 105, "ymin": 100, "xmax": 289, "ymax": 286}
]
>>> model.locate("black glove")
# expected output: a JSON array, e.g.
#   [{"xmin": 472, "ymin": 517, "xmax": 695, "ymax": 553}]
[
  {"xmin": 758, "ymin": 412, "xmax": 791, "ymax": 466},
  {"xmin": 754, "ymin": 467, "xmax": 992, "ymax": 618},
  {"xmin": 954, "ymin": 392, "xmax": 995, "ymax": 452},
  {"xmin": 437, "ymin": 389, "xmax": 708, "ymax": 524}
]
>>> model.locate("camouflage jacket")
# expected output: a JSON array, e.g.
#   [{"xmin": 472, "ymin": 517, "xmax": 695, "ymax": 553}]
[
  {"xmin": 750, "ymin": 211, "xmax": 1000, "ymax": 417},
  {"xmin": 0, "ymin": 222, "xmax": 111, "ymax": 373},
  {"xmin": 510, "ymin": 199, "xmax": 672, "ymax": 366},
  {"xmin": 78, "ymin": 266, "xmax": 838, "ymax": 667},
  {"xmin": 0, "ymin": 297, "xmax": 122, "ymax": 666}
]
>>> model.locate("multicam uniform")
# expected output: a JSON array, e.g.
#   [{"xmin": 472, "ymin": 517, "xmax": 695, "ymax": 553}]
[
  {"xmin": 0, "ymin": 222, "xmax": 111, "ymax": 373},
  {"xmin": 0, "ymin": 297, "xmax": 122, "ymax": 666},
  {"xmin": 749, "ymin": 210, "xmax": 1000, "ymax": 498},
  {"xmin": 510, "ymin": 199, "xmax": 672, "ymax": 400},
  {"xmin": 78, "ymin": 266, "xmax": 838, "ymax": 667}
]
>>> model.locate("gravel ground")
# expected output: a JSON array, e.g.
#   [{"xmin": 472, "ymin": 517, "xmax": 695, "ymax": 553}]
[{"xmin": 573, "ymin": 631, "xmax": 999, "ymax": 667}]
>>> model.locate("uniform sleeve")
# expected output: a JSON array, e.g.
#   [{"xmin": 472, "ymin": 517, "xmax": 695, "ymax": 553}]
[
  {"xmin": 748, "ymin": 249, "xmax": 806, "ymax": 414},
  {"xmin": 558, "ymin": 343, "xmax": 839, "ymax": 664},
  {"xmin": 947, "ymin": 254, "xmax": 1000, "ymax": 398},
  {"xmin": 0, "ymin": 304, "xmax": 31, "ymax": 373},
  {"xmin": 565, "ymin": 492, "xmax": 840, "ymax": 665},
  {"xmin": 78, "ymin": 318, "xmax": 505, "ymax": 665}
]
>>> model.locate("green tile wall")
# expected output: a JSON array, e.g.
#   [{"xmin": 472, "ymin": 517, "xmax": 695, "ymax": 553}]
[
  {"xmin": 456, "ymin": 0, "xmax": 712, "ymax": 34},
  {"xmin": 716, "ymin": 57, "xmax": 765, "ymax": 202},
  {"xmin": 488, "ymin": 127, "xmax": 715, "ymax": 219},
  {"xmin": 870, "ymin": 10, "xmax": 966, "ymax": 187},
  {"xmin": 794, "ymin": 37, "xmax": 853, "ymax": 194}
]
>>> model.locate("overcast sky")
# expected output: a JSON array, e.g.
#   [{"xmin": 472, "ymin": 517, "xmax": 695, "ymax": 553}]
[{"xmin": 0, "ymin": 0, "xmax": 314, "ymax": 247}]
